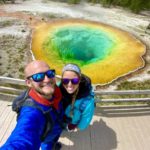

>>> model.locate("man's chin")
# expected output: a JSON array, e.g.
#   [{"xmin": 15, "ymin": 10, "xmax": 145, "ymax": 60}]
[
  {"xmin": 44, "ymin": 89, "xmax": 54, "ymax": 96},
  {"xmin": 37, "ymin": 88, "xmax": 55, "ymax": 99},
  {"xmin": 43, "ymin": 86, "xmax": 54, "ymax": 92},
  {"xmin": 40, "ymin": 91, "xmax": 54, "ymax": 99}
]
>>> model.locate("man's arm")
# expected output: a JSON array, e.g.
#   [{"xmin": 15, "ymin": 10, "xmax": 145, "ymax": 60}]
[{"xmin": 0, "ymin": 106, "xmax": 45, "ymax": 150}]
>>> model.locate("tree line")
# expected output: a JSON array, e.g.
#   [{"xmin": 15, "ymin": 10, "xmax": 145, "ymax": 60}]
[
  {"xmin": 65, "ymin": 0, "xmax": 150, "ymax": 13},
  {"xmin": 0, "ymin": 0, "xmax": 150, "ymax": 13}
]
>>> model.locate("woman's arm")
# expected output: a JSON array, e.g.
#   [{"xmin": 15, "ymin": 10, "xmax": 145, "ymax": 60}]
[{"xmin": 77, "ymin": 96, "xmax": 95, "ymax": 130}]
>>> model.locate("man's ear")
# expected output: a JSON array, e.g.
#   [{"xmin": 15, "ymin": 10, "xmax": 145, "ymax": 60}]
[{"xmin": 25, "ymin": 79, "xmax": 32, "ymax": 88}]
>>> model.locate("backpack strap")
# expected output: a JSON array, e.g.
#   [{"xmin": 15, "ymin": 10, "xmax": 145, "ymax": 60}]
[
  {"xmin": 12, "ymin": 89, "xmax": 30, "ymax": 112},
  {"xmin": 52, "ymin": 107, "xmax": 66, "ymax": 130},
  {"xmin": 21, "ymin": 99, "xmax": 54, "ymax": 142},
  {"xmin": 41, "ymin": 110, "xmax": 54, "ymax": 141}
]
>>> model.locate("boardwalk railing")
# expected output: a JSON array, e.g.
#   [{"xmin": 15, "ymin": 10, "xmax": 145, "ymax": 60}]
[{"xmin": 0, "ymin": 76, "xmax": 150, "ymax": 104}]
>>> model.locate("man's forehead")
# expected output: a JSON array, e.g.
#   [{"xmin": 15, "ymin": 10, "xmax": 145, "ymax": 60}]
[{"xmin": 25, "ymin": 60, "xmax": 50, "ymax": 77}]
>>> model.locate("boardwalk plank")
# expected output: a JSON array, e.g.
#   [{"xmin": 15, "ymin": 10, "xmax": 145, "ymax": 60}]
[
  {"xmin": 0, "ymin": 102, "xmax": 6, "ymax": 116},
  {"xmin": 0, "ymin": 113, "xmax": 16, "ymax": 146},
  {"xmin": 69, "ymin": 128, "xmax": 91, "ymax": 150},
  {"xmin": 0, "ymin": 101, "xmax": 150, "ymax": 150},
  {"xmin": 0, "ymin": 101, "xmax": 13, "ymax": 143},
  {"xmin": 90, "ymin": 116, "xmax": 117, "ymax": 150}
]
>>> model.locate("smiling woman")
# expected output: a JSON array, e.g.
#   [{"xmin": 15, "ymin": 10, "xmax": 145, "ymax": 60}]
[{"xmin": 31, "ymin": 19, "xmax": 146, "ymax": 85}]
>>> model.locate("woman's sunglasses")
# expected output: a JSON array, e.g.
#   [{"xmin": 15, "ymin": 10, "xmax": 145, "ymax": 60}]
[
  {"xmin": 27, "ymin": 69, "xmax": 55, "ymax": 82},
  {"xmin": 62, "ymin": 78, "xmax": 80, "ymax": 85}
]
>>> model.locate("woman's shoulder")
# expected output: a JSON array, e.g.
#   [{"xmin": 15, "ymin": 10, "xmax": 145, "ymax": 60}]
[
  {"xmin": 76, "ymin": 93, "xmax": 94, "ymax": 105},
  {"xmin": 77, "ymin": 74, "xmax": 92, "ymax": 98},
  {"xmin": 80, "ymin": 74, "xmax": 91, "ymax": 85}
]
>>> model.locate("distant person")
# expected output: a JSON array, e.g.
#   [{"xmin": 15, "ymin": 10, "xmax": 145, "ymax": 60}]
[
  {"xmin": 59, "ymin": 63, "xmax": 95, "ymax": 131},
  {"xmin": 0, "ymin": 60, "xmax": 64, "ymax": 150}
]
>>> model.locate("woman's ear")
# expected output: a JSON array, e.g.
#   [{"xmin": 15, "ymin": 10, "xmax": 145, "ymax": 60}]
[{"xmin": 25, "ymin": 79, "xmax": 32, "ymax": 88}]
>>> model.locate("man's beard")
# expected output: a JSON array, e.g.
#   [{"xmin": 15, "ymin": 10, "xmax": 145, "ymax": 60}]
[
  {"xmin": 35, "ymin": 85, "xmax": 55, "ymax": 99},
  {"xmin": 38, "ymin": 89, "xmax": 54, "ymax": 99}
]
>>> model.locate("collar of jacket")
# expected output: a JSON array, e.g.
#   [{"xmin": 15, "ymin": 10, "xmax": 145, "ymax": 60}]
[{"xmin": 29, "ymin": 86, "xmax": 62, "ymax": 110}]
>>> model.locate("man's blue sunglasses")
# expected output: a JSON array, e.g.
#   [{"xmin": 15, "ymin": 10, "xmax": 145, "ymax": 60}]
[{"xmin": 27, "ymin": 69, "xmax": 55, "ymax": 82}]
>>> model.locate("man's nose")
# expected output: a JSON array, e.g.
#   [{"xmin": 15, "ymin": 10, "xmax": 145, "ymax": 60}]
[{"xmin": 44, "ymin": 75, "xmax": 50, "ymax": 81}]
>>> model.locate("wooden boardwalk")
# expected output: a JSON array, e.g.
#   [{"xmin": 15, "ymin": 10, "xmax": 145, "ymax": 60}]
[{"xmin": 0, "ymin": 100, "xmax": 150, "ymax": 150}]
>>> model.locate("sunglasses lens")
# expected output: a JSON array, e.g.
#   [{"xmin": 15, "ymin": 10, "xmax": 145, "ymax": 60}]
[
  {"xmin": 32, "ymin": 73, "xmax": 45, "ymax": 82},
  {"xmin": 71, "ymin": 78, "xmax": 80, "ymax": 84},
  {"xmin": 46, "ymin": 70, "xmax": 55, "ymax": 78},
  {"xmin": 29, "ymin": 70, "xmax": 55, "ymax": 82},
  {"xmin": 62, "ymin": 78, "xmax": 69, "ymax": 85},
  {"xmin": 62, "ymin": 78, "xmax": 80, "ymax": 85}
]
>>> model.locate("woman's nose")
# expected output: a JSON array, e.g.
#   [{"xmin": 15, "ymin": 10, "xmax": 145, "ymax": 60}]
[{"xmin": 68, "ymin": 80, "xmax": 73, "ymax": 86}]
